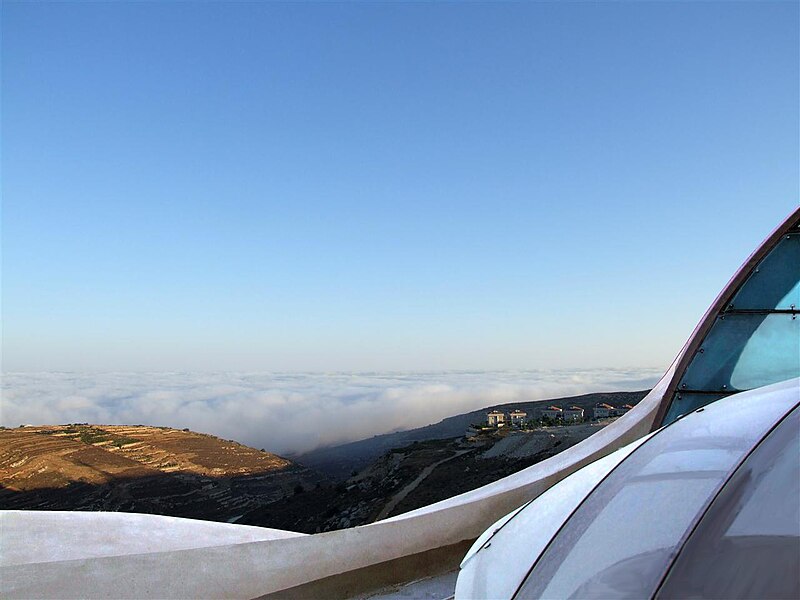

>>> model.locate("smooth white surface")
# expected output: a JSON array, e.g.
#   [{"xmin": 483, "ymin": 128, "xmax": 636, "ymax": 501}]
[
  {"xmin": 0, "ymin": 510, "xmax": 304, "ymax": 567},
  {"xmin": 456, "ymin": 436, "xmax": 650, "ymax": 600},
  {"xmin": 460, "ymin": 502, "xmax": 528, "ymax": 568}
]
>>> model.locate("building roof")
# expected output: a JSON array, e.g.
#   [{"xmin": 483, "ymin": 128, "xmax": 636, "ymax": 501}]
[
  {"xmin": 545, "ymin": 406, "xmax": 562, "ymax": 412},
  {"xmin": 596, "ymin": 403, "xmax": 615, "ymax": 409}
]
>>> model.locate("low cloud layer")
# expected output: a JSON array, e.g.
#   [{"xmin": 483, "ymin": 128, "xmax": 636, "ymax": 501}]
[{"xmin": 1, "ymin": 369, "xmax": 663, "ymax": 456}]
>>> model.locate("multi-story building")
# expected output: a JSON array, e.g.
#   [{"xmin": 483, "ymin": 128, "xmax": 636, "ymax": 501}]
[
  {"xmin": 563, "ymin": 406, "xmax": 584, "ymax": 422},
  {"xmin": 509, "ymin": 410, "xmax": 527, "ymax": 427},
  {"xmin": 594, "ymin": 403, "xmax": 615, "ymax": 419},
  {"xmin": 541, "ymin": 406, "xmax": 563, "ymax": 421},
  {"xmin": 487, "ymin": 411, "xmax": 506, "ymax": 427}
]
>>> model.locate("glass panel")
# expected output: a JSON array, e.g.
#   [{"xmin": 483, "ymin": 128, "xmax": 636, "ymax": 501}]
[
  {"xmin": 679, "ymin": 314, "xmax": 799, "ymax": 393},
  {"xmin": 514, "ymin": 401, "xmax": 770, "ymax": 600},
  {"xmin": 661, "ymin": 393, "xmax": 729, "ymax": 425},
  {"xmin": 660, "ymin": 221, "xmax": 799, "ymax": 427},
  {"xmin": 730, "ymin": 233, "xmax": 800, "ymax": 311},
  {"xmin": 657, "ymin": 407, "xmax": 800, "ymax": 600}
]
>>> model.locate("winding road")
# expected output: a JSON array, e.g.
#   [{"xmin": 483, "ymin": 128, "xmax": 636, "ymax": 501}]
[{"xmin": 375, "ymin": 449, "xmax": 473, "ymax": 522}]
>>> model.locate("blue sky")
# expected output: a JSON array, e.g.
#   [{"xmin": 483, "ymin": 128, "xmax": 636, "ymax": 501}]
[{"xmin": 3, "ymin": 2, "xmax": 798, "ymax": 372}]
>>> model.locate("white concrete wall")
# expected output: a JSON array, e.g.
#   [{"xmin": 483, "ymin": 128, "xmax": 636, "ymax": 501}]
[{"xmin": 1, "ymin": 511, "xmax": 305, "ymax": 567}]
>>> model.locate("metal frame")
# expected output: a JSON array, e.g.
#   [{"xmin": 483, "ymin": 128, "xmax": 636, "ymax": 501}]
[{"xmin": 651, "ymin": 206, "xmax": 800, "ymax": 429}]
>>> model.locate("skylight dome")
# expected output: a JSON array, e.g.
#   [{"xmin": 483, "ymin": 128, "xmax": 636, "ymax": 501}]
[{"xmin": 657, "ymin": 208, "xmax": 800, "ymax": 426}]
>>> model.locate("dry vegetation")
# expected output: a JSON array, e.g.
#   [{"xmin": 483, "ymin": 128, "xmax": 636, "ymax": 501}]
[{"xmin": 0, "ymin": 424, "xmax": 320, "ymax": 521}]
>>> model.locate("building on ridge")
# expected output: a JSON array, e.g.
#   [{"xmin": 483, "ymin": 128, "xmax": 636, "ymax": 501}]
[
  {"xmin": 541, "ymin": 406, "xmax": 563, "ymax": 421},
  {"xmin": 594, "ymin": 403, "xmax": 615, "ymax": 419},
  {"xmin": 487, "ymin": 411, "xmax": 506, "ymax": 427},
  {"xmin": 509, "ymin": 410, "xmax": 527, "ymax": 427}
]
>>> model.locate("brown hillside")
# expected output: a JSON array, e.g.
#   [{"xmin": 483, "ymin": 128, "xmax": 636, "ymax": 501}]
[{"xmin": 0, "ymin": 424, "xmax": 321, "ymax": 522}]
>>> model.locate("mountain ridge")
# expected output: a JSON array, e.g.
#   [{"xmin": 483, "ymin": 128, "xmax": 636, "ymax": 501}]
[{"xmin": 296, "ymin": 389, "xmax": 649, "ymax": 479}]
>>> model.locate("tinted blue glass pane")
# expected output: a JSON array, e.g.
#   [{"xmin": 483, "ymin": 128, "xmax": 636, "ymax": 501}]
[
  {"xmin": 662, "ymin": 393, "xmax": 729, "ymax": 425},
  {"xmin": 730, "ymin": 233, "xmax": 800, "ymax": 310},
  {"xmin": 679, "ymin": 314, "xmax": 799, "ymax": 392}
]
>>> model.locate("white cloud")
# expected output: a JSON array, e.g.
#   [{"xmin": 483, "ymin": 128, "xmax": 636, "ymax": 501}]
[{"xmin": 1, "ymin": 369, "xmax": 663, "ymax": 455}]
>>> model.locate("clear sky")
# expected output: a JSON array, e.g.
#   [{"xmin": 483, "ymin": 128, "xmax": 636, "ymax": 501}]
[{"xmin": 2, "ymin": 1, "xmax": 798, "ymax": 373}]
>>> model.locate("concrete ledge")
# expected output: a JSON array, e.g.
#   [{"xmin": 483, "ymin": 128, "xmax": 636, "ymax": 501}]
[
  {"xmin": 259, "ymin": 540, "xmax": 474, "ymax": 600},
  {"xmin": 0, "ymin": 510, "xmax": 304, "ymax": 567}
]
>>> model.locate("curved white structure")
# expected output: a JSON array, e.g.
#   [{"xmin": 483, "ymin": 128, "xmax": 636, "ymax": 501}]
[
  {"xmin": 455, "ymin": 377, "xmax": 800, "ymax": 599},
  {"xmin": 1, "ymin": 511, "xmax": 304, "ymax": 565},
  {"xmin": 2, "ymin": 207, "xmax": 798, "ymax": 599},
  {"xmin": 456, "ymin": 435, "xmax": 654, "ymax": 600}
]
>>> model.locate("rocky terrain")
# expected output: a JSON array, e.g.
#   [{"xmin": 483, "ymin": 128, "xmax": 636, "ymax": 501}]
[
  {"xmin": 238, "ymin": 419, "xmax": 615, "ymax": 533},
  {"xmin": 0, "ymin": 424, "xmax": 322, "ymax": 522}
]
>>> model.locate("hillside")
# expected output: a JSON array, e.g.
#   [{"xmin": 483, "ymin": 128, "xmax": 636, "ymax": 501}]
[
  {"xmin": 239, "ymin": 419, "xmax": 615, "ymax": 533},
  {"xmin": 0, "ymin": 424, "xmax": 322, "ymax": 522},
  {"xmin": 296, "ymin": 390, "xmax": 649, "ymax": 479}
]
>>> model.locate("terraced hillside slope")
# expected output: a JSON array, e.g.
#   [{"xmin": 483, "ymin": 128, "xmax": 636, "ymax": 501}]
[{"xmin": 0, "ymin": 424, "xmax": 322, "ymax": 522}]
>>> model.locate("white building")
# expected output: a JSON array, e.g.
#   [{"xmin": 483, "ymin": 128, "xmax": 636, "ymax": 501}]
[
  {"xmin": 563, "ymin": 406, "xmax": 584, "ymax": 422},
  {"xmin": 594, "ymin": 403, "xmax": 615, "ymax": 419},
  {"xmin": 509, "ymin": 410, "xmax": 527, "ymax": 426},
  {"xmin": 541, "ymin": 406, "xmax": 563, "ymax": 421},
  {"xmin": 487, "ymin": 411, "xmax": 506, "ymax": 427}
]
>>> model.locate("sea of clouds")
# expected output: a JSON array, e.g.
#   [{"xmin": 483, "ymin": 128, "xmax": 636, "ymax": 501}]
[{"xmin": 1, "ymin": 369, "xmax": 663, "ymax": 456}]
